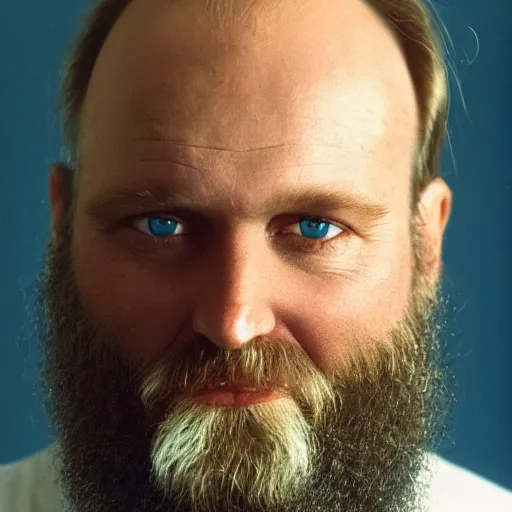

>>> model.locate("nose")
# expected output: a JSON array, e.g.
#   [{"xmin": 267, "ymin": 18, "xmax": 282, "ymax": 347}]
[{"xmin": 192, "ymin": 230, "xmax": 277, "ymax": 350}]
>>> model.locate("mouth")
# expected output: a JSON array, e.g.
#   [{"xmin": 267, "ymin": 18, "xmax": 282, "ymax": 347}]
[{"xmin": 184, "ymin": 387, "xmax": 290, "ymax": 406}]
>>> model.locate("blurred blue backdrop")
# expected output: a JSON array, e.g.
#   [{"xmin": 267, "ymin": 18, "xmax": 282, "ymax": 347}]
[{"xmin": 1, "ymin": 0, "xmax": 510, "ymax": 490}]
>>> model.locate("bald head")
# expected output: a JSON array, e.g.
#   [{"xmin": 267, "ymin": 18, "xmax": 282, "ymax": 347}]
[{"xmin": 78, "ymin": 0, "xmax": 418, "ymax": 192}]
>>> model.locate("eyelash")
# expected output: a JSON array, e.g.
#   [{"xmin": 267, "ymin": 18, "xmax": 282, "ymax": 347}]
[{"xmin": 130, "ymin": 214, "xmax": 351, "ymax": 255}]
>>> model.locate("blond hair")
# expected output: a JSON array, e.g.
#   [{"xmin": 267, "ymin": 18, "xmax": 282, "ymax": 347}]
[{"xmin": 58, "ymin": 0, "xmax": 449, "ymax": 204}]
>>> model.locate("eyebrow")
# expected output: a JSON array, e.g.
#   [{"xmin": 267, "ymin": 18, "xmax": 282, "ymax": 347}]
[{"xmin": 85, "ymin": 184, "xmax": 390, "ymax": 223}]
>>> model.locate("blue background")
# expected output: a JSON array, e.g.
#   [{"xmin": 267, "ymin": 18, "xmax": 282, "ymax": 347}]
[{"xmin": 1, "ymin": 0, "xmax": 510, "ymax": 490}]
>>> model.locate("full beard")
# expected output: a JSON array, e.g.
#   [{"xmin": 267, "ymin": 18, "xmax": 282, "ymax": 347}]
[{"xmin": 34, "ymin": 210, "xmax": 452, "ymax": 512}]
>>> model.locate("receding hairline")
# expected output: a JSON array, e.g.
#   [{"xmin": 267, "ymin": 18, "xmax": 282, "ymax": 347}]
[{"xmin": 58, "ymin": 0, "xmax": 449, "ymax": 210}]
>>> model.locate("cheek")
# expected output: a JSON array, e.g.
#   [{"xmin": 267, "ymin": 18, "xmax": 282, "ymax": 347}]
[
  {"xmin": 73, "ymin": 232, "xmax": 184, "ymax": 360},
  {"xmin": 289, "ymin": 235, "xmax": 413, "ymax": 372}
]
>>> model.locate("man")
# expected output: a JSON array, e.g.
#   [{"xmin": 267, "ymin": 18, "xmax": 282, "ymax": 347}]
[{"xmin": 1, "ymin": 0, "xmax": 511, "ymax": 510}]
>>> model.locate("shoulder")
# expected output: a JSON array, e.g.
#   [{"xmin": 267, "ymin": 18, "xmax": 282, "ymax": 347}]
[
  {"xmin": 427, "ymin": 453, "xmax": 512, "ymax": 512},
  {"xmin": 0, "ymin": 444, "xmax": 62, "ymax": 512}
]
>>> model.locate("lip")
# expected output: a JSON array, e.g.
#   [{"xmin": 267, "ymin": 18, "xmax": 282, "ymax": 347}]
[{"xmin": 186, "ymin": 388, "xmax": 289, "ymax": 406}]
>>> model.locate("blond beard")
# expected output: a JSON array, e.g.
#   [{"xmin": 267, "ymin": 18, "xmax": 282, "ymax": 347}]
[
  {"xmin": 139, "ymin": 339, "xmax": 336, "ymax": 511},
  {"xmin": 147, "ymin": 398, "xmax": 316, "ymax": 510}
]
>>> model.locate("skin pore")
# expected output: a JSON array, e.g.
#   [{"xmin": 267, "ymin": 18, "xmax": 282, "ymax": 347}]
[{"xmin": 40, "ymin": 0, "xmax": 453, "ymax": 510}]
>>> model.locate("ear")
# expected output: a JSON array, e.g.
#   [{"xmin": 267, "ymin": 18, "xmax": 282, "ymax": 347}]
[
  {"xmin": 415, "ymin": 177, "xmax": 452, "ymax": 284},
  {"xmin": 49, "ymin": 163, "xmax": 74, "ymax": 242}
]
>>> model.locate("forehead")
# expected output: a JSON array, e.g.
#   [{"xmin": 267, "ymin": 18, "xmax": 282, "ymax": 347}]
[{"xmin": 77, "ymin": 0, "xmax": 418, "ymax": 209}]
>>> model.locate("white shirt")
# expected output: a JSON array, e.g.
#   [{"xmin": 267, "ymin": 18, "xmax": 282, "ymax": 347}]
[{"xmin": 1, "ymin": 444, "xmax": 511, "ymax": 511}]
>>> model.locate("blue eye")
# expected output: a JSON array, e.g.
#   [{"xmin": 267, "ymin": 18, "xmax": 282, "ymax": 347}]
[
  {"xmin": 134, "ymin": 215, "xmax": 184, "ymax": 238},
  {"xmin": 294, "ymin": 217, "xmax": 341, "ymax": 240}
]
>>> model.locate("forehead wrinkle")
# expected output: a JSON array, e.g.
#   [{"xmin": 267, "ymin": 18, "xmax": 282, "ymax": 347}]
[
  {"xmin": 132, "ymin": 120, "xmax": 292, "ymax": 154},
  {"xmin": 126, "ymin": 127, "xmax": 391, "ymax": 175}
]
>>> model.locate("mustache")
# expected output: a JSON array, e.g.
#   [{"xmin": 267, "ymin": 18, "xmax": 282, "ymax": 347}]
[{"xmin": 136, "ymin": 334, "xmax": 339, "ymax": 425}]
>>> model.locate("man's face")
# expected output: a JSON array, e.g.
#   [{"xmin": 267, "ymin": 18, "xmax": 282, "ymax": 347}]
[{"xmin": 41, "ymin": 0, "xmax": 452, "ymax": 510}]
